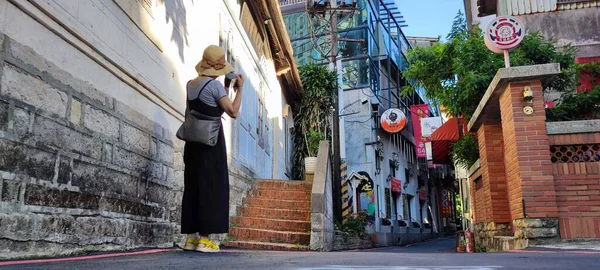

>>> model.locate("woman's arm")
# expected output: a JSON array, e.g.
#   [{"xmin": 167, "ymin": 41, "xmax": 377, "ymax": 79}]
[{"xmin": 218, "ymin": 74, "xmax": 244, "ymax": 119}]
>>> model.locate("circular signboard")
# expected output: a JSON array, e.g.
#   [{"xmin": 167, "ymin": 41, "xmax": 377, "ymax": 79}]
[
  {"xmin": 484, "ymin": 16, "xmax": 525, "ymax": 53},
  {"xmin": 380, "ymin": 108, "xmax": 407, "ymax": 134}
]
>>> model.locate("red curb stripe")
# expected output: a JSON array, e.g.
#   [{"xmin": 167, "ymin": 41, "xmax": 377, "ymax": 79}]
[
  {"xmin": 0, "ymin": 249, "xmax": 173, "ymax": 266},
  {"xmin": 508, "ymin": 249, "xmax": 600, "ymax": 255}
]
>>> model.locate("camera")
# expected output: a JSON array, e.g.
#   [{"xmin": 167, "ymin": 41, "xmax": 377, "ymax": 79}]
[{"xmin": 225, "ymin": 72, "xmax": 237, "ymax": 80}]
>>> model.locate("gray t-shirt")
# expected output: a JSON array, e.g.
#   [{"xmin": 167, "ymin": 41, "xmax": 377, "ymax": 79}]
[{"xmin": 187, "ymin": 78, "xmax": 227, "ymax": 107}]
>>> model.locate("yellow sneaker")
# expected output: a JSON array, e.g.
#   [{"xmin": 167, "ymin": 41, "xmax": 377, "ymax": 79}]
[
  {"xmin": 196, "ymin": 239, "xmax": 220, "ymax": 253},
  {"xmin": 183, "ymin": 237, "xmax": 199, "ymax": 251}
]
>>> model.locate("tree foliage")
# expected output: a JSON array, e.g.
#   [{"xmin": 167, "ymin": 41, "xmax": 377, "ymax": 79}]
[
  {"xmin": 446, "ymin": 10, "xmax": 468, "ymax": 41},
  {"xmin": 450, "ymin": 133, "xmax": 479, "ymax": 168},
  {"xmin": 402, "ymin": 12, "xmax": 577, "ymax": 119},
  {"xmin": 292, "ymin": 64, "xmax": 337, "ymax": 179},
  {"xmin": 546, "ymin": 85, "xmax": 600, "ymax": 121},
  {"xmin": 403, "ymin": 11, "xmax": 580, "ymax": 167}
]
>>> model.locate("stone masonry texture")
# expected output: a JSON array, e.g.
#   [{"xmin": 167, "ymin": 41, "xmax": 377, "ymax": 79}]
[{"xmin": 0, "ymin": 35, "xmax": 253, "ymax": 259}]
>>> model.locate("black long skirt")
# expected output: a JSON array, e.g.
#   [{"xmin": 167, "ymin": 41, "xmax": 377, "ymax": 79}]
[{"xmin": 180, "ymin": 126, "xmax": 230, "ymax": 235}]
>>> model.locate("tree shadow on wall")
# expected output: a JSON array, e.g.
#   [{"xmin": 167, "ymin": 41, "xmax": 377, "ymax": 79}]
[{"xmin": 157, "ymin": 0, "xmax": 194, "ymax": 62}]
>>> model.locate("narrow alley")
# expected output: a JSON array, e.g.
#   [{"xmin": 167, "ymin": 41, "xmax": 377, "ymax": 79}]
[{"xmin": 2, "ymin": 238, "xmax": 599, "ymax": 270}]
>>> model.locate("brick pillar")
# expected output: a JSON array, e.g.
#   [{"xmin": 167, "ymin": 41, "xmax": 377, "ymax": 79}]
[
  {"xmin": 499, "ymin": 81, "xmax": 558, "ymax": 220},
  {"xmin": 477, "ymin": 122, "xmax": 511, "ymax": 223}
]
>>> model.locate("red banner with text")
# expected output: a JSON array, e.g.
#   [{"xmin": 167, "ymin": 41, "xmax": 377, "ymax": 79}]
[{"xmin": 410, "ymin": 104, "xmax": 430, "ymax": 158}]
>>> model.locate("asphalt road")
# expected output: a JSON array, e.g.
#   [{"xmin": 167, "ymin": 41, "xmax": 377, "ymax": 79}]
[{"xmin": 3, "ymin": 238, "xmax": 599, "ymax": 270}]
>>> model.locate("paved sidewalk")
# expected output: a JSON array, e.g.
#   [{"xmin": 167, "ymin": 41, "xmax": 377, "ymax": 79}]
[
  {"xmin": 2, "ymin": 237, "xmax": 600, "ymax": 269},
  {"xmin": 529, "ymin": 240, "xmax": 600, "ymax": 252}
]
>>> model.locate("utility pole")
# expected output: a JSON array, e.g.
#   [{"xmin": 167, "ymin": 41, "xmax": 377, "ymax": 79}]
[
  {"xmin": 307, "ymin": 0, "xmax": 357, "ymax": 222},
  {"xmin": 329, "ymin": 5, "xmax": 343, "ymax": 223}
]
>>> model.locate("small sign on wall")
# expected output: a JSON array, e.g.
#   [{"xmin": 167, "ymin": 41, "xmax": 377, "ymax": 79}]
[{"xmin": 380, "ymin": 108, "xmax": 407, "ymax": 134}]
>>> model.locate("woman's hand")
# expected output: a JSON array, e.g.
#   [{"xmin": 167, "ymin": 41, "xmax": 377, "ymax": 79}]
[
  {"xmin": 235, "ymin": 74, "xmax": 244, "ymax": 90},
  {"xmin": 219, "ymin": 74, "xmax": 244, "ymax": 119}
]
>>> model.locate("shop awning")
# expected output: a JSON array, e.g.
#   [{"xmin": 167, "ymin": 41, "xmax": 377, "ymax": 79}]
[{"xmin": 431, "ymin": 117, "xmax": 461, "ymax": 164}]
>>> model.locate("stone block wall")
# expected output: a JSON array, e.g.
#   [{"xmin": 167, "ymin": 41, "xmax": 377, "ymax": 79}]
[
  {"xmin": 472, "ymin": 222, "xmax": 511, "ymax": 250},
  {"xmin": 513, "ymin": 218, "xmax": 559, "ymax": 245},
  {"xmin": 0, "ymin": 34, "xmax": 181, "ymax": 259},
  {"xmin": 0, "ymin": 34, "xmax": 254, "ymax": 259},
  {"xmin": 332, "ymin": 232, "xmax": 373, "ymax": 251}
]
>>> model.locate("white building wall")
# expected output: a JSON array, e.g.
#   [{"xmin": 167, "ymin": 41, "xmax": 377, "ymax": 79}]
[
  {"xmin": 0, "ymin": 0, "xmax": 294, "ymax": 258},
  {"xmin": 343, "ymin": 85, "xmax": 424, "ymax": 230},
  {"xmin": 0, "ymin": 0, "xmax": 290, "ymax": 179}
]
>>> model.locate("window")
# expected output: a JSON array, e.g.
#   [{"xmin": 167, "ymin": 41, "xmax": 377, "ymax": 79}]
[
  {"xmin": 474, "ymin": 176, "xmax": 483, "ymax": 190},
  {"xmin": 405, "ymin": 168, "xmax": 410, "ymax": 184},
  {"xmin": 402, "ymin": 194, "xmax": 410, "ymax": 221},
  {"xmin": 258, "ymin": 99, "xmax": 265, "ymax": 147},
  {"xmin": 385, "ymin": 188, "xmax": 391, "ymax": 219},
  {"xmin": 284, "ymin": 118, "xmax": 291, "ymax": 176},
  {"xmin": 256, "ymin": 81, "xmax": 270, "ymax": 153}
]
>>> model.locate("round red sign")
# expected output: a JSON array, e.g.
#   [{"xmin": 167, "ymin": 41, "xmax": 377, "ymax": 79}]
[
  {"xmin": 380, "ymin": 108, "xmax": 407, "ymax": 134},
  {"xmin": 484, "ymin": 16, "xmax": 524, "ymax": 53}
]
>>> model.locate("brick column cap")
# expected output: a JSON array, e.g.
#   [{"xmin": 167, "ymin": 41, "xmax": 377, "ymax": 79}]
[
  {"xmin": 468, "ymin": 63, "xmax": 561, "ymax": 132},
  {"xmin": 546, "ymin": 119, "xmax": 600, "ymax": 135}
]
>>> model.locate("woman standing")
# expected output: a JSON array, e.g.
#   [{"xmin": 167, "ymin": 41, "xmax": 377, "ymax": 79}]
[{"xmin": 181, "ymin": 45, "xmax": 243, "ymax": 252}]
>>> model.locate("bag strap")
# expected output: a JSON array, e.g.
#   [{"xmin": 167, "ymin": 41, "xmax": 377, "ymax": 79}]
[
  {"xmin": 185, "ymin": 79, "xmax": 213, "ymax": 115},
  {"xmin": 196, "ymin": 79, "xmax": 214, "ymax": 100}
]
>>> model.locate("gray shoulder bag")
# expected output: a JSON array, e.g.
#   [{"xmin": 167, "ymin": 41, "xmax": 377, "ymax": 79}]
[{"xmin": 176, "ymin": 79, "xmax": 222, "ymax": 146}]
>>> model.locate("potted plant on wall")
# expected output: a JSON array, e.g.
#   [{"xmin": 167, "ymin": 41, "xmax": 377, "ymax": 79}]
[
  {"xmin": 304, "ymin": 128, "xmax": 324, "ymax": 174},
  {"xmin": 292, "ymin": 63, "xmax": 338, "ymax": 180}
]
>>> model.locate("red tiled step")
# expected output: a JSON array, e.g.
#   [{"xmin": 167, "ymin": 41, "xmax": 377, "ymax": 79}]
[
  {"xmin": 249, "ymin": 189, "xmax": 311, "ymax": 200},
  {"xmin": 225, "ymin": 240, "xmax": 309, "ymax": 251},
  {"xmin": 254, "ymin": 180, "xmax": 312, "ymax": 191},
  {"xmin": 229, "ymin": 227, "xmax": 310, "ymax": 245},
  {"xmin": 243, "ymin": 197, "xmax": 310, "ymax": 210},
  {"xmin": 240, "ymin": 207, "xmax": 310, "ymax": 221},
  {"xmin": 231, "ymin": 216, "xmax": 311, "ymax": 233}
]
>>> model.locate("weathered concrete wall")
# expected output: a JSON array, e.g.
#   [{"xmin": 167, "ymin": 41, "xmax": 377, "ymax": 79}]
[
  {"xmin": 0, "ymin": 0, "xmax": 270, "ymax": 259},
  {"xmin": 310, "ymin": 141, "xmax": 334, "ymax": 251},
  {"xmin": 516, "ymin": 7, "xmax": 600, "ymax": 58},
  {"xmin": 0, "ymin": 34, "xmax": 182, "ymax": 259},
  {"xmin": 0, "ymin": 27, "xmax": 256, "ymax": 261},
  {"xmin": 332, "ymin": 232, "xmax": 373, "ymax": 251}
]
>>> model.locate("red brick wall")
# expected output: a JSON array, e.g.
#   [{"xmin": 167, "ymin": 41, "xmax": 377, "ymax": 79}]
[
  {"xmin": 549, "ymin": 133, "xmax": 600, "ymax": 239},
  {"xmin": 470, "ymin": 166, "xmax": 485, "ymax": 223},
  {"xmin": 499, "ymin": 81, "xmax": 558, "ymax": 220},
  {"xmin": 474, "ymin": 123, "xmax": 510, "ymax": 223}
]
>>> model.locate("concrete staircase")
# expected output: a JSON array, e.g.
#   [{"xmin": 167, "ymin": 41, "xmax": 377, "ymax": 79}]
[{"xmin": 226, "ymin": 180, "xmax": 312, "ymax": 251}]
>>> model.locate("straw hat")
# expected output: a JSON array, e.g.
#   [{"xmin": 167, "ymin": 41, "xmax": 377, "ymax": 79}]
[{"xmin": 195, "ymin": 45, "xmax": 234, "ymax": 77}]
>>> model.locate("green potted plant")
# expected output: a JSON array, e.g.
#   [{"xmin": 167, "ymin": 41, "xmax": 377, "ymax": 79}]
[
  {"xmin": 292, "ymin": 63, "xmax": 337, "ymax": 180},
  {"xmin": 304, "ymin": 128, "xmax": 324, "ymax": 174}
]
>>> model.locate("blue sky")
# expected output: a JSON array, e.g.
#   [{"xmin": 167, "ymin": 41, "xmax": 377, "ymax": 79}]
[{"xmin": 396, "ymin": 0, "xmax": 465, "ymax": 41}]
